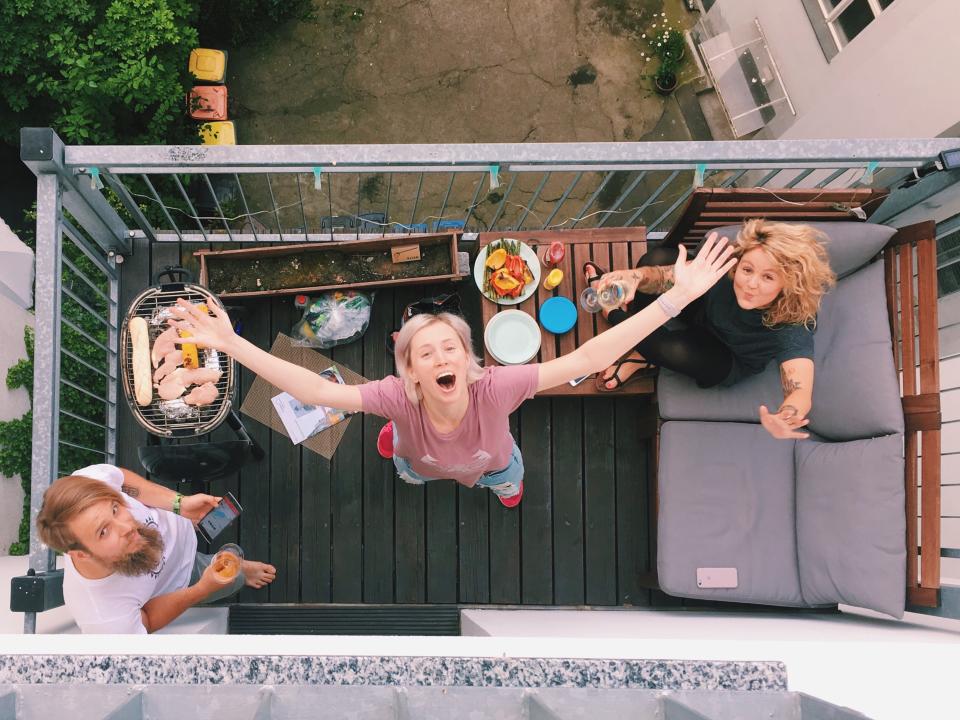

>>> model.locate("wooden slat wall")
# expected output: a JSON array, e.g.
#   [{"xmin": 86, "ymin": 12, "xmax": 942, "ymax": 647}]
[
  {"xmin": 886, "ymin": 221, "xmax": 942, "ymax": 608},
  {"xmin": 662, "ymin": 188, "xmax": 889, "ymax": 248}
]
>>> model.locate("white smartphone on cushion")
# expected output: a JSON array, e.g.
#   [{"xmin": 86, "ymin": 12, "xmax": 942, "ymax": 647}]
[{"xmin": 697, "ymin": 567, "xmax": 738, "ymax": 589}]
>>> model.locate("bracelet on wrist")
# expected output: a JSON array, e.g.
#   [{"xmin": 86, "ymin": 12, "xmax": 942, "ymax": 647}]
[
  {"xmin": 172, "ymin": 493, "xmax": 184, "ymax": 515},
  {"xmin": 656, "ymin": 294, "xmax": 681, "ymax": 318}
]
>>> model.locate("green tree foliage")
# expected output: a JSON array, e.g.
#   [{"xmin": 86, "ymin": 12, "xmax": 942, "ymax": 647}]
[{"xmin": 0, "ymin": 0, "xmax": 199, "ymax": 145}]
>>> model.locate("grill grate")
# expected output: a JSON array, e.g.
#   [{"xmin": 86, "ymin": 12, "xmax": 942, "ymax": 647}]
[{"xmin": 120, "ymin": 284, "xmax": 235, "ymax": 438}]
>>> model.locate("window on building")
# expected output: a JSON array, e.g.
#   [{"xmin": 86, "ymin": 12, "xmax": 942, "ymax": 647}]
[{"xmin": 801, "ymin": 0, "xmax": 896, "ymax": 61}]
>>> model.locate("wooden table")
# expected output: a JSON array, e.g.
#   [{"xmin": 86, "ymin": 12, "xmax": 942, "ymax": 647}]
[{"xmin": 478, "ymin": 227, "xmax": 653, "ymax": 396}]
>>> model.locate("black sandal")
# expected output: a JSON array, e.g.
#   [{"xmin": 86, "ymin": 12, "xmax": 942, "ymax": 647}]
[
  {"xmin": 595, "ymin": 355, "xmax": 657, "ymax": 392},
  {"xmin": 582, "ymin": 261, "xmax": 607, "ymax": 287}
]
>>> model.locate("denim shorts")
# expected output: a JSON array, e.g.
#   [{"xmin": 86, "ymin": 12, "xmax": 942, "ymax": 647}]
[{"xmin": 392, "ymin": 434, "xmax": 524, "ymax": 499}]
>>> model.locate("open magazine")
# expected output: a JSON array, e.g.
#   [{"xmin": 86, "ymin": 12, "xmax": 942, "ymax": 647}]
[{"xmin": 271, "ymin": 366, "xmax": 354, "ymax": 445}]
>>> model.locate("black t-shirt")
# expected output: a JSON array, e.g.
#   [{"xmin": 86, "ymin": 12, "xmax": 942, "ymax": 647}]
[{"xmin": 703, "ymin": 276, "xmax": 814, "ymax": 386}]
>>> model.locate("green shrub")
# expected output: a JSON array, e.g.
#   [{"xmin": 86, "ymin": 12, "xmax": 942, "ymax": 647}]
[
  {"xmin": 0, "ymin": 0, "xmax": 200, "ymax": 146},
  {"xmin": 197, "ymin": 0, "xmax": 313, "ymax": 46}
]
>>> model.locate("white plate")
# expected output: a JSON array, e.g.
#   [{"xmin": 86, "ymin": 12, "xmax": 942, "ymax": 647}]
[
  {"xmin": 473, "ymin": 239, "xmax": 541, "ymax": 306},
  {"xmin": 484, "ymin": 310, "xmax": 542, "ymax": 365}
]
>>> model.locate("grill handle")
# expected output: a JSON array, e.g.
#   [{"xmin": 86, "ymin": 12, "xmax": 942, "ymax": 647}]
[{"xmin": 153, "ymin": 265, "xmax": 195, "ymax": 289}]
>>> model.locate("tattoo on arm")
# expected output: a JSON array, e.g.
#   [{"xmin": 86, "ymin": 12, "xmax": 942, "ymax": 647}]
[
  {"xmin": 780, "ymin": 366, "xmax": 802, "ymax": 395},
  {"xmin": 778, "ymin": 404, "xmax": 799, "ymax": 420},
  {"xmin": 121, "ymin": 484, "xmax": 140, "ymax": 498},
  {"xmin": 635, "ymin": 265, "xmax": 675, "ymax": 294}
]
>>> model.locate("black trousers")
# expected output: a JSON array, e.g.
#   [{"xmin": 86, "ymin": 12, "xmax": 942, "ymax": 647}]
[{"xmin": 606, "ymin": 246, "xmax": 733, "ymax": 388}]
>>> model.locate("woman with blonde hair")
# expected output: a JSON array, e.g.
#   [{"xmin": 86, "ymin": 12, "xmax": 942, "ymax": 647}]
[
  {"xmin": 171, "ymin": 236, "xmax": 735, "ymax": 506},
  {"xmin": 588, "ymin": 219, "xmax": 836, "ymax": 440}
]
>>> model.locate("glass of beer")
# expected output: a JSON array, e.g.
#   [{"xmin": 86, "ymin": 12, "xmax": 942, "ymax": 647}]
[{"xmin": 212, "ymin": 543, "xmax": 243, "ymax": 582}]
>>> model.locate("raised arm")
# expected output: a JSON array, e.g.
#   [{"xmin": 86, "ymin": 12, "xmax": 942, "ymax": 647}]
[
  {"xmin": 536, "ymin": 235, "xmax": 737, "ymax": 391},
  {"xmin": 169, "ymin": 298, "xmax": 364, "ymax": 412},
  {"xmin": 759, "ymin": 358, "xmax": 814, "ymax": 440},
  {"xmin": 119, "ymin": 467, "xmax": 221, "ymax": 523}
]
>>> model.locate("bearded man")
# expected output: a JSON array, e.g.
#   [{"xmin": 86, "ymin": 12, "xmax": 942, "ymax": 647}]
[{"xmin": 35, "ymin": 464, "xmax": 276, "ymax": 634}]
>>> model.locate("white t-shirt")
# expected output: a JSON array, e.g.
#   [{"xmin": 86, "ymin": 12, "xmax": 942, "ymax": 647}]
[{"xmin": 62, "ymin": 464, "xmax": 197, "ymax": 634}]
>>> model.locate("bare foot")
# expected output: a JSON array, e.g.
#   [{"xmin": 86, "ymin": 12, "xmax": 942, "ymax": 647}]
[
  {"xmin": 242, "ymin": 560, "xmax": 277, "ymax": 589},
  {"xmin": 599, "ymin": 350, "xmax": 653, "ymax": 390}
]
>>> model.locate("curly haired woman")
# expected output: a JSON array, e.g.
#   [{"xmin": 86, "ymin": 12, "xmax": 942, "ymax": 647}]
[{"xmin": 587, "ymin": 219, "xmax": 836, "ymax": 440}]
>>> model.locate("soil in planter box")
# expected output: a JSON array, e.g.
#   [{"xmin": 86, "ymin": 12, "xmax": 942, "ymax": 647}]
[{"xmin": 206, "ymin": 243, "xmax": 454, "ymax": 294}]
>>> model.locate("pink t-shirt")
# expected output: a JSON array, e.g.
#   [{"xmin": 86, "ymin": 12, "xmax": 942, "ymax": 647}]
[{"xmin": 358, "ymin": 364, "xmax": 539, "ymax": 486}]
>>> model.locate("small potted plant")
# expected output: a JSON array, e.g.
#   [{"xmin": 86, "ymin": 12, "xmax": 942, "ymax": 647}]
[
  {"xmin": 640, "ymin": 12, "xmax": 686, "ymax": 95},
  {"xmin": 654, "ymin": 56, "xmax": 679, "ymax": 95}
]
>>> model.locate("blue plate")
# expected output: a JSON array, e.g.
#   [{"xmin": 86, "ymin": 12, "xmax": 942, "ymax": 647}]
[{"xmin": 539, "ymin": 296, "xmax": 577, "ymax": 335}]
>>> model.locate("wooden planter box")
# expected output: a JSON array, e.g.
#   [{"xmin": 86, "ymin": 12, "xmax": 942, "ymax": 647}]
[{"xmin": 195, "ymin": 232, "xmax": 461, "ymax": 298}]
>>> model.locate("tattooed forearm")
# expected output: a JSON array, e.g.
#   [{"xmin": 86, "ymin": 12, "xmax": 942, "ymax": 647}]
[
  {"xmin": 778, "ymin": 404, "xmax": 799, "ymax": 420},
  {"xmin": 780, "ymin": 366, "xmax": 802, "ymax": 395},
  {"xmin": 635, "ymin": 265, "xmax": 675, "ymax": 294},
  {"xmin": 121, "ymin": 484, "xmax": 140, "ymax": 498}
]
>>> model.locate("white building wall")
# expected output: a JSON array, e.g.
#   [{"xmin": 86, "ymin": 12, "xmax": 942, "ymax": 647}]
[
  {"xmin": 0, "ymin": 287, "xmax": 32, "ymax": 555},
  {"xmin": 708, "ymin": 0, "xmax": 960, "ymax": 139}
]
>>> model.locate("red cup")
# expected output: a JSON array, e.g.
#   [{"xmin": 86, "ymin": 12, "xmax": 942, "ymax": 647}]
[{"xmin": 545, "ymin": 241, "xmax": 565, "ymax": 266}]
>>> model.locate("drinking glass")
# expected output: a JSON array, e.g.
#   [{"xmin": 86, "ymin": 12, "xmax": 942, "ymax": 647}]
[
  {"xmin": 579, "ymin": 281, "xmax": 626, "ymax": 314},
  {"xmin": 212, "ymin": 543, "xmax": 244, "ymax": 582}
]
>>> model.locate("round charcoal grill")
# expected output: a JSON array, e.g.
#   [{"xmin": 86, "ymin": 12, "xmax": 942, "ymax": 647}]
[
  {"xmin": 120, "ymin": 267, "xmax": 262, "ymax": 488},
  {"xmin": 121, "ymin": 271, "xmax": 235, "ymax": 437}
]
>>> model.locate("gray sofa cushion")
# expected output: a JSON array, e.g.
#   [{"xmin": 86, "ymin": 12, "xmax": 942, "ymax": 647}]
[
  {"xmin": 657, "ymin": 365, "xmax": 779, "ymax": 423},
  {"xmin": 657, "ymin": 421, "xmax": 808, "ymax": 606},
  {"xmin": 795, "ymin": 434, "xmax": 906, "ymax": 618},
  {"xmin": 807, "ymin": 260, "xmax": 904, "ymax": 440},
  {"xmin": 707, "ymin": 221, "xmax": 895, "ymax": 278},
  {"xmin": 659, "ymin": 260, "xmax": 904, "ymax": 441}
]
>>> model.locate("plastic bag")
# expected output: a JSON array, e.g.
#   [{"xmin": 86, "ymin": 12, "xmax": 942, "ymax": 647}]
[{"xmin": 291, "ymin": 290, "xmax": 373, "ymax": 349}]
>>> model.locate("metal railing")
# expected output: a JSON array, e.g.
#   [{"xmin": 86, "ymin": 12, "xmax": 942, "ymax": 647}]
[{"xmin": 19, "ymin": 128, "xmax": 960, "ymax": 629}]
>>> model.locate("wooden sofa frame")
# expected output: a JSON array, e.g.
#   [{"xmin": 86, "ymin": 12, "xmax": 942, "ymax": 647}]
[{"xmin": 652, "ymin": 188, "xmax": 942, "ymax": 610}]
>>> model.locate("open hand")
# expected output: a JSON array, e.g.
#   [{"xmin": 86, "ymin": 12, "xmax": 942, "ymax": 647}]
[
  {"xmin": 179, "ymin": 493, "xmax": 222, "ymax": 524},
  {"xmin": 759, "ymin": 405, "xmax": 810, "ymax": 440},
  {"xmin": 169, "ymin": 296, "xmax": 237, "ymax": 353},
  {"xmin": 671, "ymin": 232, "xmax": 738, "ymax": 303}
]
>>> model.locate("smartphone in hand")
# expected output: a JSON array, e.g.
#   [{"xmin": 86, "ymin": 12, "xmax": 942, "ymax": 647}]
[{"xmin": 196, "ymin": 492, "xmax": 242, "ymax": 544}]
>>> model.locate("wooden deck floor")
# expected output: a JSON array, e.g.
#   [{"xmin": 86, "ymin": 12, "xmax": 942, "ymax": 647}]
[{"xmin": 116, "ymin": 236, "xmax": 661, "ymax": 607}]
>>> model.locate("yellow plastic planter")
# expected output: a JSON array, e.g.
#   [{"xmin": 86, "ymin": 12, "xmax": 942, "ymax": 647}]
[
  {"xmin": 199, "ymin": 121, "xmax": 236, "ymax": 145},
  {"xmin": 189, "ymin": 48, "xmax": 228, "ymax": 83}
]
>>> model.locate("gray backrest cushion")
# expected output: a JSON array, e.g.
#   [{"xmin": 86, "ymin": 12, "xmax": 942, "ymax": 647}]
[
  {"xmin": 795, "ymin": 433, "xmax": 906, "ymax": 618},
  {"xmin": 706, "ymin": 221, "xmax": 895, "ymax": 278},
  {"xmin": 807, "ymin": 260, "xmax": 904, "ymax": 440},
  {"xmin": 658, "ymin": 421, "xmax": 807, "ymax": 606},
  {"xmin": 657, "ymin": 365, "xmax": 780, "ymax": 423}
]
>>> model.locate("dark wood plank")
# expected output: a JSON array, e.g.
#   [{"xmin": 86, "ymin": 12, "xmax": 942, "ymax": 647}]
[
  {"xmin": 552, "ymin": 397, "xmax": 584, "ymax": 605},
  {"xmin": 520, "ymin": 397, "xmax": 553, "ymax": 604},
  {"xmin": 489, "ymin": 411, "xmax": 521, "ymax": 604},
  {"xmin": 268, "ymin": 296, "xmax": 302, "ymax": 602},
  {"xmin": 425, "ymin": 480, "xmax": 458, "ymax": 603},
  {"xmin": 300, "ymin": 427, "xmax": 332, "ymax": 603},
  {"xmin": 116, "ymin": 236, "xmax": 150, "ymax": 473},
  {"xmin": 584, "ymin": 396, "xmax": 617, "ymax": 606},
  {"xmin": 235, "ymin": 297, "xmax": 272, "ymax": 603},
  {"xmin": 392, "ymin": 283, "xmax": 427, "ymax": 603},
  {"xmin": 362, "ymin": 287, "xmax": 396, "ymax": 602},
  {"xmin": 615, "ymin": 397, "xmax": 653, "ymax": 607},
  {"xmin": 457, "ymin": 481, "xmax": 491, "ymax": 604},
  {"xmin": 329, "ymin": 331, "xmax": 364, "ymax": 602}
]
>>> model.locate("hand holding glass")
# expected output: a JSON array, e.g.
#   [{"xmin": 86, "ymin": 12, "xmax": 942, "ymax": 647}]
[
  {"xmin": 579, "ymin": 281, "xmax": 627, "ymax": 314},
  {"xmin": 211, "ymin": 543, "xmax": 243, "ymax": 583}
]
